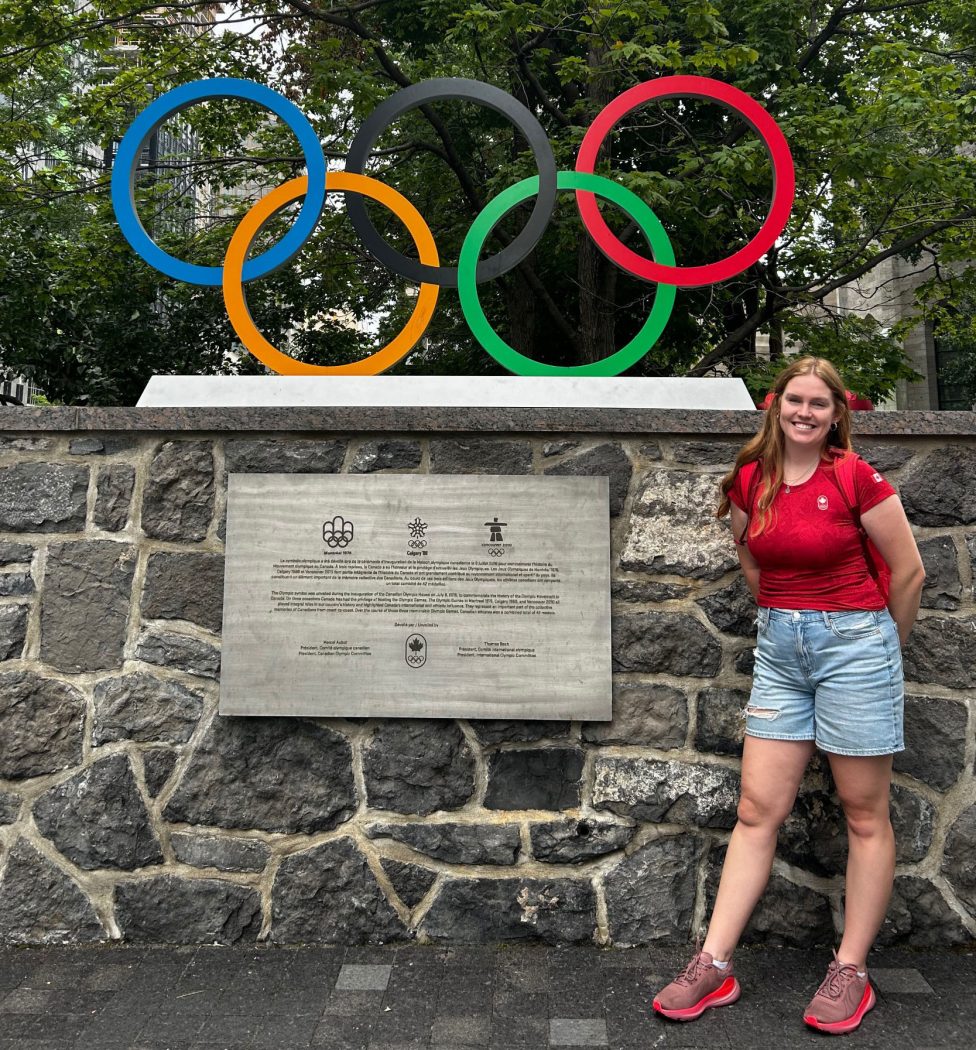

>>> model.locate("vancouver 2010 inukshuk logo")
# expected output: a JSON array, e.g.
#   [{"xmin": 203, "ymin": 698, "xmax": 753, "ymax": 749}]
[{"xmin": 112, "ymin": 75, "xmax": 794, "ymax": 378}]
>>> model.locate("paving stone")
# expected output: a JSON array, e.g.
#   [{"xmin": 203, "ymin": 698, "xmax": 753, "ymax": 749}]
[
  {"xmin": 335, "ymin": 964, "xmax": 392, "ymax": 991},
  {"xmin": 549, "ymin": 1018, "xmax": 608, "ymax": 1046},
  {"xmin": 430, "ymin": 1014, "xmax": 490, "ymax": 1045},
  {"xmin": 870, "ymin": 967, "xmax": 934, "ymax": 993}
]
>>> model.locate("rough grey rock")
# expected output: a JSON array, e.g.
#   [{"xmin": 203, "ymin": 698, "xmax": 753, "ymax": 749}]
[
  {"xmin": 0, "ymin": 840, "xmax": 104, "ymax": 945},
  {"xmin": 531, "ymin": 818, "xmax": 636, "ymax": 863},
  {"xmin": 170, "ymin": 832, "xmax": 270, "ymax": 873},
  {"xmin": 366, "ymin": 822, "xmax": 521, "ymax": 865},
  {"xmin": 696, "ymin": 578, "xmax": 757, "ymax": 637},
  {"xmin": 894, "ymin": 694, "xmax": 968, "ymax": 791},
  {"xmin": 604, "ymin": 836, "xmax": 699, "ymax": 945},
  {"xmin": 421, "ymin": 877, "xmax": 595, "ymax": 944},
  {"xmin": 430, "ymin": 440, "xmax": 532, "ymax": 475},
  {"xmin": 917, "ymin": 536, "xmax": 963, "ymax": 611},
  {"xmin": 612, "ymin": 613, "xmax": 722, "ymax": 676},
  {"xmin": 142, "ymin": 748, "xmax": 179, "ymax": 797},
  {"xmin": 542, "ymin": 440, "xmax": 580, "ymax": 458},
  {"xmin": 141, "ymin": 552, "xmax": 224, "ymax": 633},
  {"xmin": 901, "ymin": 447, "xmax": 976, "ymax": 525},
  {"xmin": 694, "ymin": 688, "xmax": 748, "ymax": 756},
  {"xmin": 620, "ymin": 470, "xmax": 736, "ymax": 580},
  {"xmin": 68, "ymin": 437, "xmax": 105, "ymax": 454},
  {"xmin": 890, "ymin": 783, "xmax": 935, "ymax": 863},
  {"xmin": 544, "ymin": 443, "xmax": 632, "ymax": 517},
  {"xmin": 582, "ymin": 683, "xmax": 688, "ymax": 749},
  {"xmin": 0, "ymin": 670, "xmax": 85, "ymax": 779},
  {"xmin": 272, "ymin": 838, "xmax": 406, "ymax": 944},
  {"xmin": 349, "ymin": 440, "xmax": 422, "ymax": 473},
  {"xmin": 484, "ymin": 749, "xmax": 584, "ymax": 811},
  {"xmin": 0, "ymin": 463, "xmax": 87, "ymax": 533},
  {"xmin": 878, "ymin": 876, "xmax": 975, "ymax": 947},
  {"xmin": 942, "ymin": 803, "xmax": 976, "ymax": 918},
  {"xmin": 611, "ymin": 579, "xmax": 690, "ymax": 603},
  {"xmin": 363, "ymin": 721, "xmax": 475, "ymax": 816},
  {"xmin": 380, "ymin": 860, "xmax": 437, "ymax": 909},
  {"xmin": 0, "ymin": 571, "xmax": 33, "ymax": 597},
  {"xmin": 93, "ymin": 672, "xmax": 204, "ymax": 745},
  {"xmin": 902, "ymin": 617, "xmax": 976, "ymax": 690},
  {"xmin": 671, "ymin": 441, "xmax": 738, "ymax": 467},
  {"xmin": 467, "ymin": 720, "xmax": 570, "ymax": 746},
  {"xmin": 0, "ymin": 790, "xmax": 21, "ymax": 824},
  {"xmin": 93, "ymin": 465, "xmax": 135, "ymax": 532},
  {"xmin": 33, "ymin": 753, "xmax": 162, "ymax": 871},
  {"xmin": 852, "ymin": 443, "xmax": 916, "ymax": 474},
  {"xmin": 165, "ymin": 716, "xmax": 354, "ymax": 835},
  {"xmin": 0, "ymin": 542, "xmax": 33, "ymax": 565},
  {"xmin": 0, "ymin": 604, "xmax": 28, "ymax": 661},
  {"xmin": 779, "ymin": 785, "xmax": 847, "ymax": 877},
  {"xmin": 135, "ymin": 630, "xmax": 220, "ymax": 679},
  {"xmin": 40, "ymin": 541, "xmax": 135, "ymax": 672},
  {"xmin": 638, "ymin": 442, "xmax": 662, "ymax": 460},
  {"xmin": 593, "ymin": 757, "xmax": 740, "ymax": 829},
  {"xmin": 705, "ymin": 845, "xmax": 835, "ymax": 946},
  {"xmin": 141, "ymin": 441, "xmax": 214, "ymax": 542},
  {"xmin": 0, "ymin": 436, "xmax": 53, "ymax": 452},
  {"xmin": 734, "ymin": 647, "xmax": 756, "ymax": 676},
  {"xmin": 224, "ymin": 438, "xmax": 346, "ymax": 474},
  {"xmin": 115, "ymin": 876, "xmax": 261, "ymax": 945}
]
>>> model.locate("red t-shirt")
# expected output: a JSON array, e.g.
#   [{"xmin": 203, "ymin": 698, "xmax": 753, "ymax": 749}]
[{"xmin": 729, "ymin": 457, "xmax": 897, "ymax": 611}]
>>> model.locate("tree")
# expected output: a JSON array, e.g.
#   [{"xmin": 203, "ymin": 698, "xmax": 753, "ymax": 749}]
[{"xmin": 1, "ymin": 0, "xmax": 974, "ymax": 403}]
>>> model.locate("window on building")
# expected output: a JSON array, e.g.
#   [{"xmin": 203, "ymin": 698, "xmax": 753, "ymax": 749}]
[{"xmin": 935, "ymin": 333, "xmax": 974, "ymax": 410}]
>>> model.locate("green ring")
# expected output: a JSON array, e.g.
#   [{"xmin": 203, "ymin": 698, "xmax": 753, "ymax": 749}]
[{"xmin": 458, "ymin": 171, "xmax": 676, "ymax": 376}]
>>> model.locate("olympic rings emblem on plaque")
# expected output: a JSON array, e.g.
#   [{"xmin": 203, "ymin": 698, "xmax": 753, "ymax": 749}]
[{"xmin": 112, "ymin": 75, "xmax": 794, "ymax": 378}]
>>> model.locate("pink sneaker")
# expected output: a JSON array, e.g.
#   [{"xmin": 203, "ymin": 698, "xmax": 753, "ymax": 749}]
[
  {"xmin": 803, "ymin": 952, "xmax": 876, "ymax": 1034},
  {"xmin": 652, "ymin": 948, "xmax": 740, "ymax": 1021}
]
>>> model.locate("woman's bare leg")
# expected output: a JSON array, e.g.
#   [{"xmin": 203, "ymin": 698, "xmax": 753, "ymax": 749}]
[
  {"xmin": 827, "ymin": 753, "xmax": 895, "ymax": 970},
  {"xmin": 702, "ymin": 736, "xmax": 816, "ymax": 961}
]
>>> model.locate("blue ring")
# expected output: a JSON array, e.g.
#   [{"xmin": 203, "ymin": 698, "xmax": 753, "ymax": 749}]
[{"xmin": 110, "ymin": 78, "xmax": 326, "ymax": 286}]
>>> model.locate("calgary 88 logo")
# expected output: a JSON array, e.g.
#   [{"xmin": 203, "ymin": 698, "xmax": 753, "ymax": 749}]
[{"xmin": 112, "ymin": 76, "xmax": 794, "ymax": 377}]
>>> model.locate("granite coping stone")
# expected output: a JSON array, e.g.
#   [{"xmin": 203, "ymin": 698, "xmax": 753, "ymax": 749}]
[{"xmin": 2, "ymin": 407, "xmax": 976, "ymax": 435}]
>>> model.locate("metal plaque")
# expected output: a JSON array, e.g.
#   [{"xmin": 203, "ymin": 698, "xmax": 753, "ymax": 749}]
[{"xmin": 220, "ymin": 474, "xmax": 611, "ymax": 719}]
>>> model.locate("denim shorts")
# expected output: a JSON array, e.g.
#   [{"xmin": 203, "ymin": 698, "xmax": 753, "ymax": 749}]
[{"xmin": 747, "ymin": 607, "xmax": 905, "ymax": 756}]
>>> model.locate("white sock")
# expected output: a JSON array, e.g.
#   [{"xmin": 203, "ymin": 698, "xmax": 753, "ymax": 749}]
[{"xmin": 712, "ymin": 959, "xmax": 730, "ymax": 970}]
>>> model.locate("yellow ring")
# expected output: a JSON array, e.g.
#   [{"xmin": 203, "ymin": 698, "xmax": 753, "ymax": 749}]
[{"xmin": 222, "ymin": 172, "xmax": 439, "ymax": 375}]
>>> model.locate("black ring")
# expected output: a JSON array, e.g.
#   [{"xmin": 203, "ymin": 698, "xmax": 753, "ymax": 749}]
[{"xmin": 345, "ymin": 78, "xmax": 557, "ymax": 287}]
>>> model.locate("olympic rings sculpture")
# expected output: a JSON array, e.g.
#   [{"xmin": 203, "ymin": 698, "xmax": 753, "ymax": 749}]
[{"xmin": 112, "ymin": 75, "xmax": 794, "ymax": 377}]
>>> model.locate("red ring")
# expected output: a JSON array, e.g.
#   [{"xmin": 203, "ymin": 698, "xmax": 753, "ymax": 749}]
[{"xmin": 575, "ymin": 75, "xmax": 795, "ymax": 288}]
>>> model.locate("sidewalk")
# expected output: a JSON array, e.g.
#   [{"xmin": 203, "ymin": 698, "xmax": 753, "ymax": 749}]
[{"xmin": 0, "ymin": 942, "xmax": 973, "ymax": 1049}]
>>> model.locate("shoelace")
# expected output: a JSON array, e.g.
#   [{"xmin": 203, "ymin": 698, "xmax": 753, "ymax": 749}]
[
  {"xmin": 674, "ymin": 952, "xmax": 711, "ymax": 987},
  {"xmin": 815, "ymin": 955, "xmax": 861, "ymax": 1000}
]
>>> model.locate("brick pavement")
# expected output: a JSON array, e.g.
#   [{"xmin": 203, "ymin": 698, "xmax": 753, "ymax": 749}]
[{"xmin": 0, "ymin": 943, "xmax": 973, "ymax": 1049}]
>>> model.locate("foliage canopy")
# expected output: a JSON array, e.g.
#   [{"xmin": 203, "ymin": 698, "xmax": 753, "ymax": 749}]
[{"xmin": 1, "ymin": 0, "xmax": 974, "ymax": 404}]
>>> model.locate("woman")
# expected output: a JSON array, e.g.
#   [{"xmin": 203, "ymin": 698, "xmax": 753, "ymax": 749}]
[{"xmin": 653, "ymin": 357, "xmax": 925, "ymax": 1034}]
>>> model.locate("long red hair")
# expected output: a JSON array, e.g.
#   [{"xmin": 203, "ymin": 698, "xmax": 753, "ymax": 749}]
[{"xmin": 717, "ymin": 357, "xmax": 853, "ymax": 536}]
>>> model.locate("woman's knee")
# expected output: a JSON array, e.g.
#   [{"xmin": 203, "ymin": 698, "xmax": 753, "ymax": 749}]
[
  {"xmin": 736, "ymin": 793, "xmax": 789, "ymax": 831},
  {"xmin": 843, "ymin": 806, "xmax": 893, "ymax": 841}
]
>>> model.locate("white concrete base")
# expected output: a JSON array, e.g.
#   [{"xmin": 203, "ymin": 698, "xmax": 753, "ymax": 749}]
[{"xmin": 137, "ymin": 375, "xmax": 755, "ymax": 410}]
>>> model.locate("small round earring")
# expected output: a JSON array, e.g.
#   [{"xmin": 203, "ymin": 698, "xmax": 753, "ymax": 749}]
[{"xmin": 830, "ymin": 422, "xmax": 838, "ymax": 431}]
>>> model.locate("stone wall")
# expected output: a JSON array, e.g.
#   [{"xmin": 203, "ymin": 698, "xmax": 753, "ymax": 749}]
[{"xmin": 1, "ymin": 407, "xmax": 975, "ymax": 949}]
